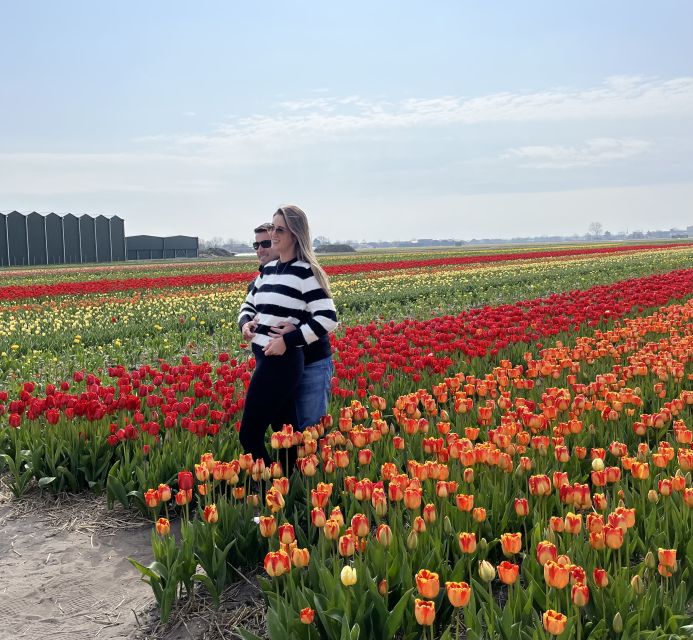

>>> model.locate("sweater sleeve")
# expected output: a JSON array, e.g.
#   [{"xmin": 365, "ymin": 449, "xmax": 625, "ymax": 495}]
[
  {"xmin": 238, "ymin": 275, "xmax": 260, "ymax": 330},
  {"xmin": 283, "ymin": 272, "xmax": 338, "ymax": 347}
]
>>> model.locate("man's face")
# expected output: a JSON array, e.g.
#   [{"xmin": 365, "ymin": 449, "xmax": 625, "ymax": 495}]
[{"xmin": 255, "ymin": 231, "xmax": 278, "ymax": 266}]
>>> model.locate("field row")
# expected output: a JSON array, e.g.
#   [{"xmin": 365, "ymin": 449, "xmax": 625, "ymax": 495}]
[{"xmin": 1, "ymin": 246, "xmax": 691, "ymax": 389}]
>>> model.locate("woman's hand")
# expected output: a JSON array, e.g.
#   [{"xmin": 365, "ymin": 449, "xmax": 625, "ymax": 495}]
[
  {"xmin": 263, "ymin": 336, "xmax": 287, "ymax": 356},
  {"xmin": 241, "ymin": 319, "xmax": 258, "ymax": 341}
]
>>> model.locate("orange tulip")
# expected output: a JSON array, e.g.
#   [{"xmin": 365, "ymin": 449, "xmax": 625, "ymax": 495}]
[
  {"xmin": 550, "ymin": 516, "xmax": 564, "ymax": 533},
  {"xmin": 323, "ymin": 518, "xmax": 340, "ymax": 540},
  {"xmin": 658, "ymin": 548, "xmax": 676, "ymax": 569},
  {"xmin": 413, "ymin": 516, "xmax": 427, "ymax": 534},
  {"xmin": 376, "ymin": 523, "xmax": 393, "ymax": 547},
  {"xmin": 571, "ymin": 581, "xmax": 589, "ymax": 606},
  {"xmin": 529, "ymin": 474, "xmax": 552, "ymax": 496},
  {"xmin": 404, "ymin": 486, "xmax": 423, "ymax": 510},
  {"xmin": 291, "ymin": 547, "xmax": 310, "ymax": 568},
  {"xmin": 259, "ymin": 515, "xmax": 277, "ymax": 538},
  {"xmin": 589, "ymin": 531, "xmax": 605, "ymax": 550},
  {"xmin": 311, "ymin": 507, "xmax": 326, "ymax": 528},
  {"xmin": 415, "ymin": 569, "xmax": 440, "ymax": 599},
  {"xmin": 299, "ymin": 607, "xmax": 315, "ymax": 624},
  {"xmin": 564, "ymin": 512, "xmax": 582, "ymax": 535},
  {"xmin": 202, "ymin": 504, "xmax": 218, "ymax": 524},
  {"xmin": 155, "ymin": 517, "xmax": 170, "ymax": 536},
  {"xmin": 338, "ymin": 534, "xmax": 355, "ymax": 557},
  {"xmin": 456, "ymin": 493, "xmax": 474, "ymax": 512},
  {"xmin": 543, "ymin": 610, "xmax": 567, "ymax": 635},
  {"xmin": 604, "ymin": 524, "xmax": 624, "ymax": 549},
  {"xmin": 265, "ymin": 487, "xmax": 285, "ymax": 513},
  {"xmin": 536, "ymin": 540, "xmax": 557, "ymax": 566},
  {"xmin": 264, "ymin": 550, "xmax": 291, "ymax": 577},
  {"xmin": 498, "ymin": 561, "xmax": 520, "ymax": 585},
  {"xmin": 144, "ymin": 488, "xmax": 160, "ymax": 509},
  {"xmin": 414, "ymin": 599, "xmax": 435, "ymax": 626},
  {"xmin": 472, "ymin": 507, "xmax": 486, "ymax": 523},
  {"xmin": 500, "ymin": 532, "xmax": 522, "ymax": 556},
  {"xmin": 278, "ymin": 523, "xmax": 295, "ymax": 544},
  {"xmin": 593, "ymin": 567, "xmax": 609, "ymax": 588},
  {"xmin": 445, "ymin": 581, "xmax": 471, "ymax": 607},
  {"xmin": 351, "ymin": 513, "xmax": 369, "ymax": 538},
  {"xmin": 544, "ymin": 560, "xmax": 569, "ymax": 589},
  {"xmin": 514, "ymin": 498, "xmax": 529, "ymax": 517},
  {"xmin": 458, "ymin": 531, "xmax": 477, "ymax": 554}
]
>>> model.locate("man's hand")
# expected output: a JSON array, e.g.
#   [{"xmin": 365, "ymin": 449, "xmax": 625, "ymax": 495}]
[
  {"xmin": 263, "ymin": 336, "xmax": 287, "ymax": 356},
  {"xmin": 241, "ymin": 319, "xmax": 258, "ymax": 341},
  {"xmin": 269, "ymin": 322, "xmax": 297, "ymax": 337}
]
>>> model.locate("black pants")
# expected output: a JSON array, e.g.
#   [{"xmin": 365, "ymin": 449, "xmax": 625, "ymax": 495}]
[{"xmin": 239, "ymin": 343, "xmax": 304, "ymax": 473}]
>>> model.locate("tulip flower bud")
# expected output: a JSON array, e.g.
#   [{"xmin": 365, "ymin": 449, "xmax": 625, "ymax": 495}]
[
  {"xmin": 407, "ymin": 530, "xmax": 419, "ymax": 550},
  {"xmin": 340, "ymin": 565, "xmax": 357, "ymax": 586},
  {"xmin": 630, "ymin": 574, "xmax": 645, "ymax": 595},
  {"xmin": 591, "ymin": 458, "xmax": 604, "ymax": 472},
  {"xmin": 613, "ymin": 612, "xmax": 623, "ymax": 634},
  {"xmin": 644, "ymin": 551, "xmax": 656, "ymax": 569},
  {"xmin": 647, "ymin": 490, "xmax": 659, "ymax": 503},
  {"xmin": 478, "ymin": 560, "xmax": 496, "ymax": 582},
  {"xmin": 479, "ymin": 537, "xmax": 488, "ymax": 553},
  {"xmin": 299, "ymin": 607, "xmax": 315, "ymax": 624}
]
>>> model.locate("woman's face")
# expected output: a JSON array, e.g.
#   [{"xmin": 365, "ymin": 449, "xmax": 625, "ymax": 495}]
[{"xmin": 271, "ymin": 212, "xmax": 297, "ymax": 256}]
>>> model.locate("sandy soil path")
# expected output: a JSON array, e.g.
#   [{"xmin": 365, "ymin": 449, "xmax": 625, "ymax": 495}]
[
  {"xmin": 0, "ymin": 492, "xmax": 154, "ymax": 640},
  {"xmin": 0, "ymin": 486, "xmax": 266, "ymax": 640}
]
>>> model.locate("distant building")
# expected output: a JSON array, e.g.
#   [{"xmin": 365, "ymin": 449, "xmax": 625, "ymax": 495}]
[
  {"xmin": 0, "ymin": 211, "xmax": 198, "ymax": 266},
  {"xmin": 125, "ymin": 235, "xmax": 198, "ymax": 260}
]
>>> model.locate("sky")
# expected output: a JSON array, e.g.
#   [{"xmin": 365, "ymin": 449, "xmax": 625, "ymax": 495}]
[{"xmin": 1, "ymin": 1, "xmax": 692, "ymax": 243}]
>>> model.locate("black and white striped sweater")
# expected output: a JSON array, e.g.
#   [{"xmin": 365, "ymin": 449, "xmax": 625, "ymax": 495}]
[{"xmin": 238, "ymin": 258, "xmax": 338, "ymax": 349}]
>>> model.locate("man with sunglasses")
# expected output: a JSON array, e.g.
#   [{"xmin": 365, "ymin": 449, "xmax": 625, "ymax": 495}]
[{"xmin": 249, "ymin": 222, "xmax": 277, "ymax": 290}]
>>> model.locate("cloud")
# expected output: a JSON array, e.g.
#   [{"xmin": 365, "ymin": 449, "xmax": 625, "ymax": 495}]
[
  {"xmin": 146, "ymin": 76, "xmax": 693, "ymax": 156},
  {"xmin": 502, "ymin": 138, "xmax": 652, "ymax": 169},
  {"xmin": 2, "ymin": 76, "xmax": 691, "ymax": 199}
]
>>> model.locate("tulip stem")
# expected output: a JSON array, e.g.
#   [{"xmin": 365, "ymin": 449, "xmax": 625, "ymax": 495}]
[{"xmin": 576, "ymin": 607, "xmax": 582, "ymax": 640}]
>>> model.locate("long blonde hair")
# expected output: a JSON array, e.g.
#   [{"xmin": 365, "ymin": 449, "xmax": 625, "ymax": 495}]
[{"xmin": 275, "ymin": 205, "xmax": 332, "ymax": 297}]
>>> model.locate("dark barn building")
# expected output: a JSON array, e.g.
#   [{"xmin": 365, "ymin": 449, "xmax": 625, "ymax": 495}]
[
  {"xmin": 164, "ymin": 235, "xmax": 199, "ymax": 258},
  {"xmin": 45, "ymin": 213, "xmax": 65, "ymax": 264},
  {"xmin": 62, "ymin": 214, "xmax": 81, "ymax": 264},
  {"xmin": 79, "ymin": 214, "xmax": 97, "ymax": 263},
  {"xmin": 95, "ymin": 215, "xmax": 112, "ymax": 262},
  {"xmin": 27, "ymin": 211, "xmax": 47, "ymax": 266},
  {"xmin": 7, "ymin": 211, "xmax": 29, "ymax": 266},
  {"xmin": 110, "ymin": 216, "xmax": 126, "ymax": 261},
  {"xmin": 0, "ymin": 214, "xmax": 8, "ymax": 266},
  {"xmin": 1, "ymin": 212, "xmax": 197, "ymax": 266},
  {"xmin": 126, "ymin": 235, "xmax": 198, "ymax": 260}
]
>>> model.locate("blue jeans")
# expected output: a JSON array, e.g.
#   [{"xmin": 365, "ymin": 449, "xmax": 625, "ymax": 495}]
[{"xmin": 296, "ymin": 356, "xmax": 333, "ymax": 430}]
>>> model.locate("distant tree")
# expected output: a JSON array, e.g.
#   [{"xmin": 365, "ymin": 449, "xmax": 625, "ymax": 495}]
[
  {"xmin": 588, "ymin": 222, "xmax": 603, "ymax": 238},
  {"xmin": 603, "ymin": 230, "xmax": 612, "ymax": 240}
]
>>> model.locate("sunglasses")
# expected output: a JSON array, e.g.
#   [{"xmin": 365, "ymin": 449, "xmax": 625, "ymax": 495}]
[
  {"xmin": 253, "ymin": 239, "xmax": 272, "ymax": 250},
  {"xmin": 267, "ymin": 224, "xmax": 289, "ymax": 235}
]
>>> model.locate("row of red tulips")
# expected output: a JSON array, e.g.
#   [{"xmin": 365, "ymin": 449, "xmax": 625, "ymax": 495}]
[{"xmin": 0, "ymin": 243, "xmax": 686, "ymax": 301}]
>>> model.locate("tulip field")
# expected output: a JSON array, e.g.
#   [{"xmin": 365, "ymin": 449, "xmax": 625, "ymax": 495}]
[{"xmin": 1, "ymin": 241, "xmax": 692, "ymax": 639}]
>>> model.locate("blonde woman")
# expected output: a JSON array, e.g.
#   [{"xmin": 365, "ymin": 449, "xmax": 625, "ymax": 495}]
[{"xmin": 238, "ymin": 205, "xmax": 338, "ymax": 470}]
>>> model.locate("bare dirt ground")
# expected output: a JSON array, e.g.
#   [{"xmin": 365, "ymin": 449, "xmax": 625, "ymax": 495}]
[{"xmin": 0, "ymin": 479, "xmax": 266, "ymax": 640}]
